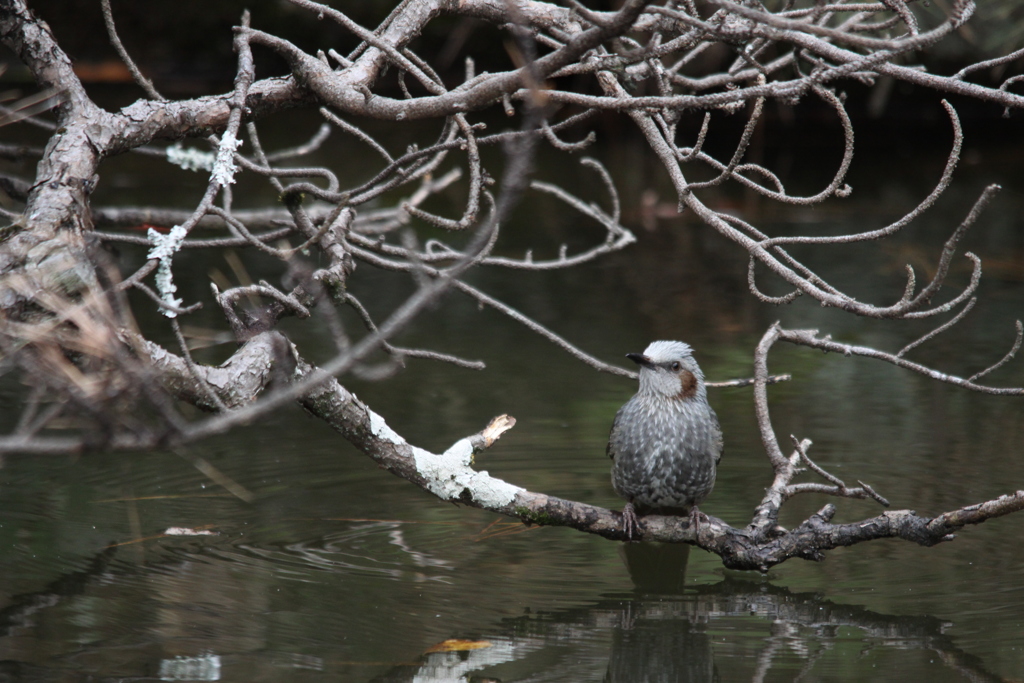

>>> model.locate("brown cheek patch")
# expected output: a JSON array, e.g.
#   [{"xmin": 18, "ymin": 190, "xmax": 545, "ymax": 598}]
[{"xmin": 675, "ymin": 369, "xmax": 698, "ymax": 400}]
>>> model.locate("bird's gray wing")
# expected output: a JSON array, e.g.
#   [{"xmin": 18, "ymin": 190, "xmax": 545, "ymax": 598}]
[
  {"xmin": 606, "ymin": 407, "xmax": 625, "ymax": 460},
  {"xmin": 708, "ymin": 405, "xmax": 724, "ymax": 465}
]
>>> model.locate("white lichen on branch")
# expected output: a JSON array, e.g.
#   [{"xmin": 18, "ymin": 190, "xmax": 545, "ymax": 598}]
[
  {"xmin": 368, "ymin": 408, "xmax": 404, "ymax": 445},
  {"xmin": 166, "ymin": 143, "xmax": 215, "ymax": 172},
  {"xmin": 211, "ymin": 130, "xmax": 243, "ymax": 187},
  {"xmin": 146, "ymin": 224, "xmax": 188, "ymax": 317},
  {"xmin": 413, "ymin": 439, "xmax": 523, "ymax": 508},
  {"xmin": 368, "ymin": 408, "xmax": 524, "ymax": 508}
]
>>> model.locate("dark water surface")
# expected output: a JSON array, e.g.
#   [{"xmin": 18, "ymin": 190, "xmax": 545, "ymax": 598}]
[{"xmin": 2, "ymin": 108, "xmax": 1024, "ymax": 681}]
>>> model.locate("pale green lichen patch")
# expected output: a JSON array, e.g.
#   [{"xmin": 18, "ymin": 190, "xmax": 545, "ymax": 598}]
[
  {"xmin": 366, "ymin": 409, "xmax": 522, "ymax": 508},
  {"xmin": 413, "ymin": 440, "xmax": 523, "ymax": 509},
  {"xmin": 368, "ymin": 408, "xmax": 405, "ymax": 445}
]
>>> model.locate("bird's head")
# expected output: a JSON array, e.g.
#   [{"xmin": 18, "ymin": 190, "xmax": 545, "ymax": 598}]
[{"xmin": 627, "ymin": 340, "xmax": 706, "ymax": 401}]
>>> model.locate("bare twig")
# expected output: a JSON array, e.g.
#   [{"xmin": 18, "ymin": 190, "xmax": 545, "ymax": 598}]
[
  {"xmin": 969, "ymin": 320, "xmax": 1024, "ymax": 383},
  {"xmin": 898, "ymin": 297, "xmax": 976, "ymax": 358},
  {"xmin": 779, "ymin": 327, "xmax": 1024, "ymax": 395},
  {"xmin": 100, "ymin": 0, "xmax": 164, "ymax": 101}
]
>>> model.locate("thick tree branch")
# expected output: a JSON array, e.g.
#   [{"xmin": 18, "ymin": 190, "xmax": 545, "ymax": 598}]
[{"xmin": 80, "ymin": 332, "xmax": 1023, "ymax": 572}]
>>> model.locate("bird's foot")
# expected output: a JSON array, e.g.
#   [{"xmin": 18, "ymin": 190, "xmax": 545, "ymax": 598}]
[
  {"xmin": 688, "ymin": 505, "xmax": 709, "ymax": 536},
  {"xmin": 621, "ymin": 502, "xmax": 641, "ymax": 541}
]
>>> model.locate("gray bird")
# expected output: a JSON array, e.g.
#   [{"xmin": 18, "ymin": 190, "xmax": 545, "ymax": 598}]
[{"xmin": 607, "ymin": 341, "xmax": 723, "ymax": 540}]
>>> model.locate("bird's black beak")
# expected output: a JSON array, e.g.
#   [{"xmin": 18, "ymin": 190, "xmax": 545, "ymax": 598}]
[{"xmin": 626, "ymin": 352, "xmax": 654, "ymax": 368}]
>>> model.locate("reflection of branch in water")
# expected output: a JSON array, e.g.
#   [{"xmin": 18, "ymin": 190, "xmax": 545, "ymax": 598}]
[
  {"xmin": 0, "ymin": 545, "xmax": 118, "ymax": 635},
  {"xmin": 372, "ymin": 578, "xmax": 1008, "ymax": 683},
  {"xmin": 0, "ymin": 545, "xmax": 1009, "ymax": 683}
]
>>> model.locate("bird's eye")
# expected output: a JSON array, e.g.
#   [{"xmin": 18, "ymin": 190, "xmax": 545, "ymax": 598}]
[{"xmin": 671, "ymin": 362, "xmax": 681, "ymax": 371}]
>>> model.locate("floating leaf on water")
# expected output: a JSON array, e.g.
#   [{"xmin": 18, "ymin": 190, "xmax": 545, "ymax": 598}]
[{"xmin": 424, "ymin": 639, "xmax": 492, "ymax": 654}]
